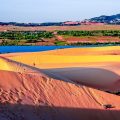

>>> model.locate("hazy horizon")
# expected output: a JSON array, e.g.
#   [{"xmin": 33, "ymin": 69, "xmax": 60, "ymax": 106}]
[{"xmin": 1, "ymin": 0, "xmax": 120, "ymax": 23}]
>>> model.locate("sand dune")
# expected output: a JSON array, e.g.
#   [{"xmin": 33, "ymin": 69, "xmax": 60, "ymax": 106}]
[
  {"xmin": 5, "ymin": 46, "xmax": 120, "ymax": 91},
  {"xmin": 1, "ymin": 46, "xmax": 120, "ymax": 120},
  {"xmin": 6, "ymin": 46, "xmax": 120, "ymax": 70},
  {"xmin": 1, "ymin": 55, "xmax": 120, "ymax": 91}
]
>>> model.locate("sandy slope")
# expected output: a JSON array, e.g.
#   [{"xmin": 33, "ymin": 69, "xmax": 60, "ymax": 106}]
[
  {"xmin": 1, "ymin": 46, "xmax": 120, "ymax": 119},
  {"xmin": 0, "ymin": 58, "xmax": 120, "ymax": 120},
  {"xmin": 6, "ymin": 46, "xmax": 120, "ymax": 69},
  {"xmin": 5, "ymin": 46, "xmax": 120, "ymax": 91}
]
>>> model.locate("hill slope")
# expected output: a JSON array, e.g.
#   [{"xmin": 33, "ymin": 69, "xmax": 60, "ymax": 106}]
[{"xmin": 89, "ymin": 14, "xmax": 120, "ymax": 24}]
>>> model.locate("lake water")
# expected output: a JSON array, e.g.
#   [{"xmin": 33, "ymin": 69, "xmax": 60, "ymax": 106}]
[
  {"xmin": 0, "ymin": 45, "xmax": 117, "ymax": 54},
  {"xmin": 0, "ymin": 46, "xmax": 77, "ymax": 54}
]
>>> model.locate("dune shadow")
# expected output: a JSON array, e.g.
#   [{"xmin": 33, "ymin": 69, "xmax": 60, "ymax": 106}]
[
  {"xmin": 0, "ymin": 103, "xmax": 120, "ymax": 120},
  {"xmin": 43, "ymin": 67, "xmax": 120, "ymax": 91}
]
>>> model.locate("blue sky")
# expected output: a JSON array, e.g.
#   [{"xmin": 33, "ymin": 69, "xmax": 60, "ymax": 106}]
[{"xmin": 1, "ymin": 0, "xmax": 120, "ymax": 22}]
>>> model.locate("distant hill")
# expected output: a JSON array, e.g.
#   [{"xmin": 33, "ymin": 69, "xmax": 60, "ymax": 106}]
[
  {"xmin": 0, "ymin": 22, "xmax": 63, "ymax": 26},
  {"xmin": 89, "ymin": 14, "xmax": 120, "ymax": 24},
  {"xmin": 1, "ymin": 13, "xmax": 120, "ymax": 26},
  {"xmin": 0, "ymin": 22, "xmax": 80, "ymax": 27}
]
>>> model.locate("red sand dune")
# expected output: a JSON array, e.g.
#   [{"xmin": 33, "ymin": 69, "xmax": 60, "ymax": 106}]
[{"xmin": 1, "ymin": 47, "xmax": 120, "ymax": 120}]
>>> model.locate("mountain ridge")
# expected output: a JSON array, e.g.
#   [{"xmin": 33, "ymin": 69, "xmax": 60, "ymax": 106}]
[{"xmin": 89, "ymin": 13, "xmax": 120, "ymax": 24}]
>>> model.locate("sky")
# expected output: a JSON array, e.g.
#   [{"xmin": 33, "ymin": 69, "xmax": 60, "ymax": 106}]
[{"xmin": 1, "ymin": 0, "xmax": 120, "ymax": 23}]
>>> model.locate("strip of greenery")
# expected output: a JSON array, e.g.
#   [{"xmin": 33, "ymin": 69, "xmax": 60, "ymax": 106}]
[
  {"xmin": 0, "ymin": 31, "xmax": 54, "ymax": 40},
  {"xmin": 69, "ymin": 41, "xmax": 120, "ymax": 46},
  {"xmin": 57, "ymin": 30, "xmax": 120, "ymax": 37},
  {"xmin": 54, "ymin": 41, "xmax": 67, "ymax": 46},
  {"xmin": 0, "ymin": 40, "xmax": 20, "ymax": 46}
]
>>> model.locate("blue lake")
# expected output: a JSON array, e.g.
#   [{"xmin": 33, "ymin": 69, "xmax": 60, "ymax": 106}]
[
  {"xmin": 0, "ymin": 45, "xmax": 117, "ymax": 54},
  {"xmin": 0, "ymin": 46, "xmax": 77, "ymax": 54}
]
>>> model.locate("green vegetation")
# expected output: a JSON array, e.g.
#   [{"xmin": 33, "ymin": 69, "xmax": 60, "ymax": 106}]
[
  {"xmin": 69, "ymin": 42, "xmax": 120, "ymax": 46},
  {"xmin": 54, "ymin": 41, "xmax": 67, "ymax": 46},
  {"xmin": 0, "ymin": 40, "xmax": 20, "ymax": 46},
  {"xmin": 57, "ymin": 30, "xmax": 120, "ymax": 37},
  {"xmin": 1, "ymin": 30, "xmax": 120, "ymax": 46},
  {"xmin": 0, "ymin": 31, "xmax": 54, "ymax": 40}
]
